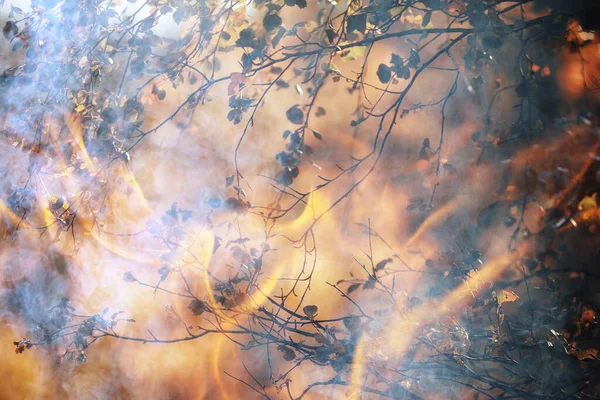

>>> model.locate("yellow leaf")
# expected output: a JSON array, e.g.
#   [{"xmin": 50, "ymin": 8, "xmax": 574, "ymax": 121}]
[
  {"xmin": 300, "ymin": 21, "xmax": 318, "ymax": 33},
  {"xmin": 322, "ymin": 61, "xmax": 340, "ymax": 73},
  {"xmin": 575, "ymin": 348, "xmax": 599, "ymax": 361},
  {"xmin": 341, "ymin": 46, "xmax": 366, "ymax": 62},
  {"xmin": 348, "ymin": 0, "xmax": 361, "ymax": 14},
  {"xmin": 578, "ymin": 194, "xmax": 597, "ymax": 211},
  {"xmin": 230, "ymin": 5, "xmax": 246, "ymax": 26},
  {"xmin": 497, "ymin": 289, "xmax": 519, "ymax": 305}
]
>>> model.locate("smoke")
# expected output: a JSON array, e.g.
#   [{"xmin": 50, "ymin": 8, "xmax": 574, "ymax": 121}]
[{"xmin": 0, "ymin": 0, "xmax": 599, "ymax": 398}]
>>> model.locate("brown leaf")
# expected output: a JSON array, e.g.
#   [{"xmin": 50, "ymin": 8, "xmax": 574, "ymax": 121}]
[
  {"xmin": 375, "ymin": 258, "xmax": 392, "ymax": 272},
  {"xmin": 277, "ymin": 345, "xmax": 296, "ymax": 361},
  {"xmin": 343, "ymin": 316, "xmax": 362, "ymax": 332},
  {"xmin": 286, "ymin": 105, "xmax": 304, "ymax": 125},
  {"xmin": 347, "ymin": 283, "xmax": 360, "ymax": 294},
  {"xmin": 575, "ymin": 348, "xmax": 599, "ymax": 361},
  {"xmin": 314, "ymin": 333, "xmax": 326, "ymax": 343},
  {"xmin": 188, "ymin": 299, "xmax": 208, "ymax": 315},
  {"xmin": 303, "ymin": 305, "xmax": 318, "ymax": 319}
]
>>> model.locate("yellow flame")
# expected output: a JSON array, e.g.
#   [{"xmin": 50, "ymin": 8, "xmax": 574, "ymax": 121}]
[
  {"xmin": 65, "ymin": 112, "xmax": 99, "ymax": 175},
  {"xmin": 0, "ymin": 200, "xmax": 30, "ymax": 229},
  {"xmin": 257, "ymin": 192, "xmax": 318, "ymax": 302},
  {"xmin": 403, "ymin": 197, "xmax": 462, "ymax": 250},
  {"xmin": 384, "ymin": 251, "xmax": 519, "ymax": 355},
  {"xmin": 349, "ymin": 332, "xmax": 366, "ymax": 397}
]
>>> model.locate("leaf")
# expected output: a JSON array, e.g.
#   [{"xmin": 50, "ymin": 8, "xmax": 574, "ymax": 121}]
[
  {"xmin": 578, "ymin": 195, "xmax": 597, "ymax": 211},
  {"xmin": 343, "ymin": 316, "xmax": 362, "ymax": 331},
  {"xmin": 341, "ymin": 46, "xmax": 366, "ymax": 62},
  {"xmin": 230, "ymin": 6, "xmax": 247, "ymax": 25},
  {"xmin": 325, "ymin": 28, "xmax": 335, "ymax": 43},
  {"xmin": 172, "ymin": 8, "xmax": 185, "ymax": 23},
  {"xmin": 375, "ymin": 258, "xmax": 392, "ymax": 271},
  {"xmin": 390, "ymin": 53, "xmax": 403, "ymax": 70},
  {"xmin": 347, "ymin": 13, "xmax": 367, "ymax": 34},
  {"xmin": 311, "ymin": 129, "xmax": 323, "ymax": 140},
  {"xmin": 321, "ymin": 61, "xmax": 340, "ymax": 73},
  {"xmin": 276, "ymin": 166, "xmax": 299, "ymax": 186},
  {"xmin": 263, "ymin": 13, "xmax": 282, "ymax": 32},
  {"xmin": 226, "ymin": 175, "xmax": 234, "ymax": 187},
  {"xmin": 303, "ymin": 305, "xmax": 319, "ymax": 319},
  {"xmin": 233, "ymin": 185, "xmax": 247, "ymax": 197},
  {"xmin": 286, "ymin": 105, "xmax": 304, "ymax": 124},
  {"xmin": 181, "ymin": 209, "xmax": 192, "ymax": 222},
  {"xmin": 224, "ymin": 197, "xmax": 250, "ymax": 214},
  {"xmin": 123, "ymin": 271, "xmax": 136, "ymax": 282},
  {"xmin": 497, "ymin": 289, "xmax": 519, "ymax": 305},
  {"xmin": 284, "ymin": 0, "xmax": 307, "ymax": 8},
  {"xmin": 422, "ymin": 11, "xmax": 432, "ymax": 27},
  {"xmin": 11, "ymin": 5, "xmax": 24, "ymax": 15},
  {"xmin": 236, "ymin": 27, "xmax": 255, "ymax": 48},
  {"xmin": 208, "ymin": 197, "xmax": 222, "ymax": 209},
  {"xmin": 231, "ymin": 246, "xmax": 251, "ymax": 265},
  {"xmin": 574, "ymin": 348, "xmax": 599, "ymax": 361},
  {"xmin": 272, "ymin": 26, "xmax": 286, "ymax": 47},
  {"xmin": 469, "ymin": 10, "xmax": 488, "ymax": 29},
  {"xmin": 277, "ymin": 345, "xmax": 296, "ymax": 361},
  {"xmin": 2, "ymin": 21, "xmax": 18, "ymax": 39},
  {"xmin": 157, "ymin": 266, "xmax": 171, "ymax": 281},
  {"xmin": 140, "ymin": 16, "xmax": 155, "ymax": 32},
  {"xmin": 408, "ymin": 49, "xmax": 420, "ymax": 68},
  {"xmin": 363, "ymin": 278, "xmax": 376, "ymax": 290},
  {"xmin": 314, "ymin": 333, "xmax": 326, "ymax": 343},
  {"xmin": 390, "ymin": 53, "xmax": 410, "ymax": 79},
  {"xmin": 376, "ymin": 64, "xmax": 391, "ymax": 83},
  {"xmin": 188, "ymin": 299, "xmax": 208, "ymax": 315},
  {"xmin": 347, "ymin": 283, "xmax": 360, "ymax": 294}
]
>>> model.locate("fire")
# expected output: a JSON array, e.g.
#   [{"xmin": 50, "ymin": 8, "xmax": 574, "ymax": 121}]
[
  {"xmin": 2, "ymin": 0, "xmax": 600, "ymax": 399},
  {"xmin": 2, "ymin": 82, "xmax": 595, "ymax": 398}
]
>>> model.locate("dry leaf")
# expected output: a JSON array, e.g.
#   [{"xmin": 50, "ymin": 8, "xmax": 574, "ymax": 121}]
[
  {"xmin": 497, "ymin": 289, "xmax": 519, "ymax": 305},
  {"xmin": 303, "ymin": 305, "xmax": 318, "ymax": 319}
]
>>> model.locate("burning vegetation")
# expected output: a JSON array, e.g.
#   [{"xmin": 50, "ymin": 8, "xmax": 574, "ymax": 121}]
[{"xmin": 1, "ymin": 0, "xmax": 600, "ymax": 398}]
